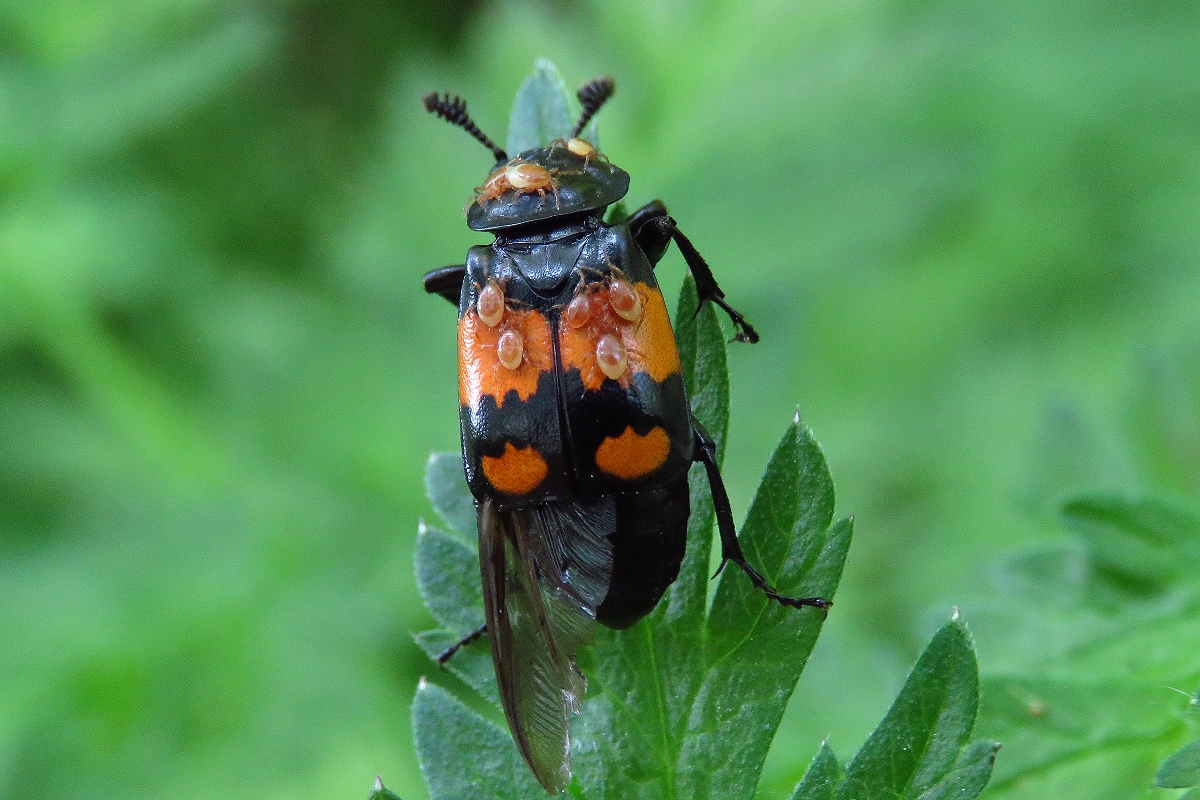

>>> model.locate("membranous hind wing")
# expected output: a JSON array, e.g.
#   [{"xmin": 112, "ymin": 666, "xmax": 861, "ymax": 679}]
[{"xmin": 477, "ymin": 496, "xmax": 615, "ymax": 793}]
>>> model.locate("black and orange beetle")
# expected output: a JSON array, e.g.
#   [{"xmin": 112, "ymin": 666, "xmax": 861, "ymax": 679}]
[{"xmin": 421, "ymin": 76, "xmax": 830, "ymax": 793}]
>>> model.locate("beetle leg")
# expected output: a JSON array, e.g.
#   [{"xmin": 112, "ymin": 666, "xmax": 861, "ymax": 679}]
[
  {"xmin": 692, "ymin": 422, "xmax": 831, "ymax": 614},
  {"xmin": 436, "ymin": 622, "xmax": 487, "ymax": 667},
  {"xmin": 627, "ymin": 201, "xmax": 759, "ymax": 343},
  {"xmin": 669, "ymin": 226, "xmax": 760, "ymax": 344},
  {"xmin": 628, "ymin": 200, "xmax": 672, "ymax": 265},
  {"xmin": 424, "ymin": 265, "xmax": 466, "ymax": 305}
]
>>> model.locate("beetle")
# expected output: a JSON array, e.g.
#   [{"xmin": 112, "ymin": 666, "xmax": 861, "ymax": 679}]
[{"xmin": 421, "ymin": 76, "xmax": 830, "ymax": 793}]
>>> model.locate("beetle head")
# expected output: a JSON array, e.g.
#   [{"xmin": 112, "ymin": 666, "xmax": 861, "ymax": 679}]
[
  {"xmin": 465, "ymin": 142, "xmax": 629, "ymax": 232},
  {"xmin": 425, "ymin": 77, "xmax": 628, "ymax": 233}
]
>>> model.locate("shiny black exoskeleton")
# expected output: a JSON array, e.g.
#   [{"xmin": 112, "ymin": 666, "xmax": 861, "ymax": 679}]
[{"xmin": 421, "ymin": 75, "xmax": 829, "ymax": 793}]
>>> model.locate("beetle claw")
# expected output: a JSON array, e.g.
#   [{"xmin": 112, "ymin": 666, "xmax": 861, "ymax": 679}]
[{"xmin": 736, "ymin": 561, "xmax": 833, "ymax": 616}]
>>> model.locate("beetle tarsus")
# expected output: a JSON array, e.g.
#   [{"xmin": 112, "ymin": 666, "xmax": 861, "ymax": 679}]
[
  {"xmin": 706, "ymin": 294, "xmax": 760, "ymax": 344},
  {"xmin": 628, "ymin": 201, "xmax": 761, "ymax": 344},
  {"xmin": 436, "ymin": 623, "xmax": 488, "ymax": 667},
  {"xmin": 693, "ymin": 422, "xmax": 831, "ymax": 615},
  {"xmin": 731, "ymin": 557, "xmax": 833, "ymax": 614},
  {"xmin": 669, "ymin": 226, "xmax": 760, "ymax": 344}
]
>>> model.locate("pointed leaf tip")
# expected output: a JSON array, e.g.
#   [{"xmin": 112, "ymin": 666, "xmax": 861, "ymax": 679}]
[
  {"xmin": 369, "ymin": 775, "xmax": 404, "ymax": 800},
  {"xmin": 837, "ymin": 619, "xmax": 986, "ymax": 800},
  {"xmin": 507, "ymin": 59, "xmax": 574, "ymax": 154},
  {"xmin": 792, "ymin": 741, "xmax": 845, "ymax": 800}
]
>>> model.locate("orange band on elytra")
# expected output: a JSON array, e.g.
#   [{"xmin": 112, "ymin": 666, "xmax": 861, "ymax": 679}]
[
  {"xmin": 594, "ymin": 425, "xmax": 671, "ymax": 480},
  {"xmin": 482, "ymin": 442, "xmax": 549, "ymax": 495},
  {"xmin": 559, "ymin": 282, "xmax": 681, "ymax": 391},
  {"xmin": 460, "ymin": 307, "xmax": 553, "ymax": 408}
]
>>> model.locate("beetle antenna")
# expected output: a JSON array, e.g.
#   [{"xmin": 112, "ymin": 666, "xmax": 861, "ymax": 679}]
[
  {"xmin": 572, "ymin": 76, "xmax": 615, "ymax": 139},
  {"xmin": 423, "ymin": 92, "xmax": 508, "ymax": 162}
]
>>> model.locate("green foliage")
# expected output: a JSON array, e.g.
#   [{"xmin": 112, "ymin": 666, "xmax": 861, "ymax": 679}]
[
  {"xmin": 506, "ymin": 59, "xmax": 576, "ymax": 155},
  {"xmin": 963, "ymin": 345, "xmax": 1200, "ymax": 798},
  {"xmin": 3, "ymin": 4, "xmax": 1199, "ymax": 800},
  {"xmin": 506, "ymin": 59, "xmax": 601, "ymax": 155},
  {"xmin": 821, "ymin": 621, "xmax": 998, "ymax": 800},
  {"xmin": 969, "ymin": 492, "xmax": 1200, "ymax": 798},
  {"xmin": 413, "ymin": 681, "xmax": 546, "ymax": 799},
  {"xmin": 969, "ymin": 496, "xmax": 1200, "ymax": 797},
  {"xmin": 787, "ymin": 626, "xmax": 1000, "ymax": 800},
  {"xmin": 791, "ymin": 743, "xmax": 844, "ymax": 800}
]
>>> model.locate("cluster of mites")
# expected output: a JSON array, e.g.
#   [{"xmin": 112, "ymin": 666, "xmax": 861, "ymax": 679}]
[
  {"xmin": 476, "ymin": 273, "xmax": 645, "ymax": 381},
  {"xmin": 475, "ymin": 138, "xmax": 598, "ymax": 205}
]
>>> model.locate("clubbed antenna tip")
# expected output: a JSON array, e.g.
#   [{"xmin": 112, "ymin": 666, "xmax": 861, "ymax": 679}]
[
  {"xmin": 573, "ymin": 76, "xmax": 616, "ymax": 139},
  {"xmin": 423, "ymin": 92, "xmax": 508, "ymax": 162}
]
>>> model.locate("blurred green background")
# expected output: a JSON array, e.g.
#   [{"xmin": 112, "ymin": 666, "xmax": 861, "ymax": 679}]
[{"xmin": 2, "ymin": 1, "xmax": 1198, "ymax": 798}]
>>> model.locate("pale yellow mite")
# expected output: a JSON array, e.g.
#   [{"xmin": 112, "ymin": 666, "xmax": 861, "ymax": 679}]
[
  {"xmin": 595, "ymin": 333, "xmax": 627, "ymax": 380},
  {"xmin": 566, "ymin": 137, "xmax": 596, "ymax": 158},
  {"xmin": 607, "ymin": 278, "xmax": 643, "ymax": 322},
  {"xmin": 478, "ymin": 282, "xmax": 505, "ymax": 327},
  {"xmin": 565, "ymin": 293, "xmax": 591, "ymax": 328},
  {"xmin": 481, "ymin": 171, "xmax": 506, "ymax": 196},
  {"xmin": 505, "ymin": 162, "xmax": 554, "ymax": 191},
  {"xmin": 497, "ymin": 329, "xmax": 524, "ymax": 371}
]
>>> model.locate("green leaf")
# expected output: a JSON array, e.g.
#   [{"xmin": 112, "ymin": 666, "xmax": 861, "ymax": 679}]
[
  {"xmin": 412, "ymin": 679, "xmax": 545, "ymax": 800},
  {"xmin": 969, "ymin": 480, "xmax": 1200, "ymax": 798},
  {"xmin": 980, "ymin": 675, "xmax": 1178, "ymax": 788},
  {"xmin": 368, "ymin": 776, "xmax": 404, "ymax": 800},
  {"xmin": 414, "ymin": 522, "xmax": 482, "ymax": 634},
  {"xmin": 787, "ymin": 620, "xmax": 997, "ymax": 800},
  {"xmin": 790, "ymin": 742, "xmax": 845, "ymax": 800},
  {"xmin": 418, "ymin": 455, "xmax": 499, "ymax": 703},
  {"xmin": 412, "ymin": 519, "xmax": 497, "ymax": 705},
  {"xmin": 707, "ymin": 414, "xmax": 834, "ymax": 641},
  {"xmin": 1060, "ymin": 493, "xmax": 1200, "ymax": 593},
  {"xmin": 424, "ymin": 452, "xmax": 476, "ymax": 543},
  {"xmin": 675, "ymin": 275, "xmax": 730, "ymax": 455},
  {"xmin": 604, "ymin": 202, "xmax": 628, "ymax": 225},
  {"xmin": 675, "ymin": 429, "xmax": 846, "ymax": 799},
  {"xmin": 506, "ymin": 58, "xmax": 574, "ymax": 155},
  {"xmin": 412, "ymin": 628, "xmax": 499, "ymax": 708},
  {"xmin": 835, "ymin": 620, "xmax": 995, "ymax": 800},
  {"xmin": 1158, "ymin": 739, "xmax": 1200, "ymax": 789},
  {"xmin": 914, "ymin": 740, "xmax": 1001, "ymax": 800}
]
